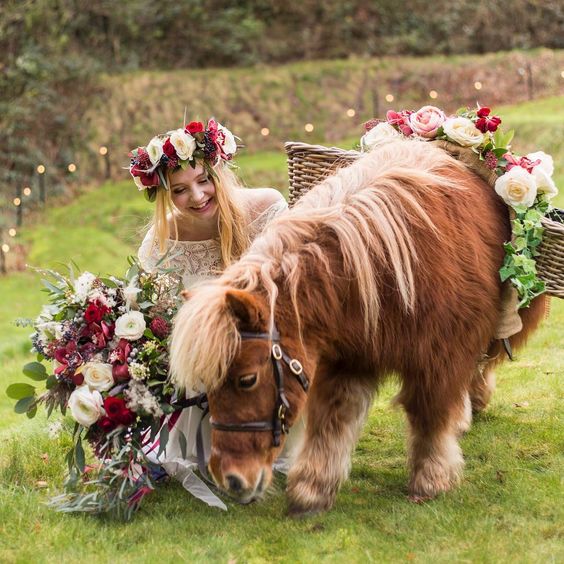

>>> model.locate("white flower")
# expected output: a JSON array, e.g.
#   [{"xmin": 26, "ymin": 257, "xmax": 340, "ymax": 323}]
[
  {"xmin": 443, "ymin": 117, "xmax": 485, "ymax": 147},
  {"xmin": 526, "ymin": 151, "xmax": 554, "ymax": 177},
  {"xmin": 73, "ymin": 272, "xmax": 97, "ymax": 304},
  {"xmin": 129, "ymin": 362, "xmax": 150, "ymax": 381},
  {"xmin": 68, "ymin": 386, "xmax": 103, "ymax": 427},
  {"xmin": 81, "ymin": 362, "xmax": 115, "ymax": 392},
  {"xmin": 495, "ymin": 167, "xmax": 538, "ymax": 208},
  {"xmin": 124, "ymin": 380, "xmax": 163, "ymax": 417},
  {"xmin": 115, "ymin": 310, "xmax": 146, "ymax": 341},
  {"xmin": 170, "ymin": 129, "xmax": 196, "ymax": 161},
  {"xmin": 122, "ymin": 278, "xmax": 142, "ymax": 310},
  {"xmin": 361, "ymin": 122, "xmax": 400, "ymax": 150},
  {"xmin": 217, "ymin": 123, "xmax": 237, "ymax": 155},
  {"xmin": 36, "ymin": 321, "xmax": 64, "ymax": 345},
  {"xmin": 531, "ymin": 167, "xmax": 558, "ymax": 199},
  {"xmin": 146, "ymin": 136, "xmax": 164, "ymax": 166}
]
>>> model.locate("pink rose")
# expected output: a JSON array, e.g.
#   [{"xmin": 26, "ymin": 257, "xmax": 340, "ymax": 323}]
[{"xmin": 408, "ymin": 106, "xmax": 446, "ymax": 138}]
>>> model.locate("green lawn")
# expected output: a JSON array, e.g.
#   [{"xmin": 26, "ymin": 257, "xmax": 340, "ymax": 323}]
[{"xmin": 0, "ymin": 98, "xmax": 563, "ymax": 563}]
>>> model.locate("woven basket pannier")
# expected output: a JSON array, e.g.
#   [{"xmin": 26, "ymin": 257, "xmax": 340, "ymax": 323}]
[{"xmin": 285, "ymin": 141, "xmax": 564, "ymax": 299}]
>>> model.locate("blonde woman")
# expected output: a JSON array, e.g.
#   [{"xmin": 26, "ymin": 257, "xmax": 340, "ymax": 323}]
[{"xmin": 132, "ymin": 119, "xmax": 298, "ymax": 508}]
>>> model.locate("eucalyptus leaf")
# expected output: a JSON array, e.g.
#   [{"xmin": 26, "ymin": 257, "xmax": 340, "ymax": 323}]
[
  {"xmin": 23, "ymin": 361, "xmax": 48, "ymax": 381},
  {"xmin": 14, "ymin": 396, "xmax": 36, "ymax": 414},
  {"xmin": 7, "ymin": 382, "xmax": 36, "ymax": 399},
  {"xmin": 75, "ymin": 439, "xmax": 86, "ymax": 472},
  {"xmin": 157, "ymin": 424, "xmax": 169, "ymax": 458},
  {"xmin": 178, "ymin": 430, "xmax": 188, "ymax": 459}
]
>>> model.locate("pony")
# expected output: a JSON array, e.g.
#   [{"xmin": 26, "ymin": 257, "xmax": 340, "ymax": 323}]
[{"xmin": 169, "ymin": 138, "xmax": 546, "ymax": 515}]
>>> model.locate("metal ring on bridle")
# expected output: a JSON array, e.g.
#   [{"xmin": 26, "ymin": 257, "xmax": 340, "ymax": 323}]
[
  {"xmin": 272, "ymin": 343, "xmax": 282, "ymax": 360},
  {"xmin": 289, "ymin": 359, "xmax": 303, "ymax": 375}
]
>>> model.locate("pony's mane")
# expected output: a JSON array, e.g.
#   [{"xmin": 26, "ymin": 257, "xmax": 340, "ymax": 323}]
[{"xmin": 170, "ymin": 139, "xmax": 471, "ymax": 391}]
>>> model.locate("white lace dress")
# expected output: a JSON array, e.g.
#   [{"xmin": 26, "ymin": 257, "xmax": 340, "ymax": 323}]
[{"xmin": 138, "ymin": 199, "xmax": 304, "ymax": 508}]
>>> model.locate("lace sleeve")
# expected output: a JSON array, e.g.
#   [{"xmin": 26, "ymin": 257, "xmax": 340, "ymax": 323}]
[
  {"xmin": 137, "ymin": 228, "xmax": 159, "ymax": 272},
  {"xmin": 248, "ymin": 198, "xmax": 288, "ymax": 240}
]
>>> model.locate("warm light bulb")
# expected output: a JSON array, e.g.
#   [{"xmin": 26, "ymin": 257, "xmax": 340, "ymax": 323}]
[
  {"xmin": 429, "ymin": 90, "xmax": 438, "ymax": 99},
  {"xmin": 261, "ymin": 128, "xmax": 270, "ymax": 136},
  {"xmin": 385, "ymin": 94, "xmax": 394, "ymax": 102},
  {"xmin": 23, "ymin": 187, "xmax": 32, "ymax": 196},
  {"xmin": 8, "ymin": 228, "xmax": 16, "ymax": 237},
  {"xmin": 346, "ymin": 108, "xmax": 356, "ymax": 117},
  {"xmin": 99, "ymin": 146, "xmax": 108, "ymax": 156},
  {"xmin": 304, "ymin": 123, "xmax": 314, "ymax": 132},
  {"xmin": 68, "ymin": 163, "xmax": 77, "ymax": 173},
  {"xmin": 13, "ymin": 197, "xmax": 21, "ymax": 206},
  {"xmin": 37, "ymin": 164, "xmax": 46, "ymax": 174},
  {"xmin": 474, "ymin": 81, "xmax": 482, "ymax": 90},
  {"xmin": 1, "ymin": 244, "xmax": 9, "ymax": 253}
]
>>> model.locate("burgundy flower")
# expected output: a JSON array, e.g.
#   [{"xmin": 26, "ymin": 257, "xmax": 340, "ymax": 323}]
[
  {"xmin": 504, "ymin": 153, "xmax": 541, "ymax": 173},
  {"xmin": 163, "ymin": 138, "xmax": 177, "ymax": 159},
  {"xmin": 112, "ymin": 363, "xmax": 130, "ymax": 382},
  {"xmin": 484, "ymin": 151, "xmax": 498, "ymax": 170},
  {"xmin": 364, "ymin": 118, "xmax": 381, "ymax": 132},
  {"xmin": 84, "ymin": 301, "xmax": 108, "ymax": 323},
  {"xmin": 150, "ymin": 317, "xmax": 170, "ymax": 339},
  {"xmin": 476, "ymin": 115, "xmax": 501, "ymax": 133},
  {"xmin": 97, "ymin": 416, "xmax": 116, "ymax": 433},
  {"xmin": 104, "ymin": 397, "xmax": 135, "ymax": 426},
  {"xmin": 477, "ymin": 106, "xmax": 491, "ymax": 118},
  {"xmin": 386, "ymin": 110, "xmax": 413, "ymax": 136},
  {"xmin": 185, "ymin": 121, "xmax": 204, "ymax": 134}
]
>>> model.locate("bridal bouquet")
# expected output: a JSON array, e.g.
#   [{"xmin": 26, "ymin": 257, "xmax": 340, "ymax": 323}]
[{"xmin": 8, "ymin": 259, "xmax": 184, "ymax": 520}]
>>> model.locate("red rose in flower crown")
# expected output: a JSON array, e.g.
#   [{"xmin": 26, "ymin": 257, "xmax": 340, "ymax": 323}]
[
  {"xmin": 186, "ymin": 121, "xmax": 204, "ymax": 134},
  {"xmin": 475, "ymin": 106, "xmax": 502, "ymax": 133}
]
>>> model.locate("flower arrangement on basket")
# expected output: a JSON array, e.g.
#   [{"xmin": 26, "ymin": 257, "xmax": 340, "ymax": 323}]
[
  {"xmin": 361, "ymin": 105, "xmax": 559, "ymax": 308},
  {"xmin": 8, "ymin": 259, "xmax": 184, "ymax": 520}
]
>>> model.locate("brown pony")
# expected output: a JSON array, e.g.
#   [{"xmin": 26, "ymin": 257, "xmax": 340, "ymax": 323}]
[{"xmin": 169, "ymin": 139, "xmax": 546, "ymax": 515}]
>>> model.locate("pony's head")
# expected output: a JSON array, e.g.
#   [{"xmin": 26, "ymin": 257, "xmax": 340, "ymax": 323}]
[{"xmin": 170, "ymin": 284, "xmax": 310, "ymax": 503}]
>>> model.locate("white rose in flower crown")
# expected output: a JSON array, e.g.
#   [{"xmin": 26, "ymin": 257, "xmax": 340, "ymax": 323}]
[
  {"xmin": 495, "ymin": 166, "xmax": 538, "ymax": 208},
  {"xmin": 361, "ymin": 122, "xmax": 400, "ymax": 150},
  {"xmin": 409, "ymin": 105, "xmax": 446, "ymax": 138},
  {"xmin": 217, "ymin": 123, "xmax": 238, "ymax": 155},
  {"xmin": 531, "ymin": 166, "xmax": 558, "ymax": 199},
  {"xmin": 170, "ymin": 129, "xmax": 196, "ymax": 161},
  {"xmin": 146, "ymin": 136, "xmax": 164, "ymax": 166},
  {"xmin": 526, "ymin": 151, "xmax": 554, "ymax": 177},
  {"xmin": 115, "ymin": 310, "xmax": 146, "ymax": 341},
  {"xmin": 68, "ymin": 385, "xmax": 104, "ymax": 427},
  {"xmin": 81, "ymin": 362, "xmax": 115, "ymax": 392},
  {"xmin": 443, "ymin": 117, "xmax": 484, "ymax": 147}
]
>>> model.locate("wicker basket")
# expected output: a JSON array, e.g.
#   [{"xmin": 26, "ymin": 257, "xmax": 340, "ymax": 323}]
[{"xmin": 285, "ymin": 141, "xmax": 564, "ymax": 299}]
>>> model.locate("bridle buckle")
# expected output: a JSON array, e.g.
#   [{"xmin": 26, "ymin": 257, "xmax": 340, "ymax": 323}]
[
  {"xmin": 272, "ymin": 343, "xmax": 282, "ymax": 360},
  {"xmin": 289, "ymin": 358, "xmax": 303, "ymax": 375}
]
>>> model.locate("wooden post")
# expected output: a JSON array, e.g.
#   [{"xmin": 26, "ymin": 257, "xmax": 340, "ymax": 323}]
[
  {"xmin": 16, "ymin": 185, "xmax": 23, "ymax": 227},
  {"xmin": 39, "ymin": 171, "xmax": 46, "ymax": 204},
  {"xmin": 0, "ymin": 229, "xmax": 6, "ymax": 275}
]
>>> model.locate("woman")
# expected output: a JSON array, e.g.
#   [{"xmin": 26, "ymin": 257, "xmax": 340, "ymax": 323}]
[{"xmin": 131, "ymin": 119, "xmax": 299, "ymax": 508}]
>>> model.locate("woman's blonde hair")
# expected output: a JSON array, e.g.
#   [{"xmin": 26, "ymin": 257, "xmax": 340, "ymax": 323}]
[{"xmin": 150, "ymin": 162, "xmax": 250, "ymax": 267}]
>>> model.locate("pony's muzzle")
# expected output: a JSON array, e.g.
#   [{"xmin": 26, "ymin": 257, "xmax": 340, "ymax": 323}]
[{"xmin": 210, "ymin": 455, "xmax": 270, "ymax": 503}]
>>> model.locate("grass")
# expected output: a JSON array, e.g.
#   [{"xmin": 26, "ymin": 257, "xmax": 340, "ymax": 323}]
[{"xmin": 1, "ymin": 97, "xmax": 563, "ymax": 562}]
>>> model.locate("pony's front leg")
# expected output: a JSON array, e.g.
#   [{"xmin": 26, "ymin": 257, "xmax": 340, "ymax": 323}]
[{"xmin": 286, "ymin": 373, "xmax": 375, "ymax": 517}]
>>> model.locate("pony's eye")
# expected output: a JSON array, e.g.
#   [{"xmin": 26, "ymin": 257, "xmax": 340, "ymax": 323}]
[{"xmin": 238, "ymin": 374, "xmax": 258, "ymax": 390}]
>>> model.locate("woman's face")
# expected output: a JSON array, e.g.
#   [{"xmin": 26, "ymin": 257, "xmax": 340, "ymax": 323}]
[{"xmin": 169, "ymin": 163, "xmax": 217, "ymax": 219}]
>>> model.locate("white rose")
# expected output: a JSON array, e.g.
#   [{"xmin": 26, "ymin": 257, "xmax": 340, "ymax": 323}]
[
  {"xmin": 146, "ymin": 136, "xmax": 164, "ymax": 166},
  {"xmin": 526, "ymin": 151, "xmax": 554, "ymax": 177},
  {"xmin": 170, "ymin": 129, "xmax": 196, "ymax": 161},
  {"xmin": 495, "ymin": 167, "xmax": 538, "ymax": 208},
  {"xmin": 68, "ymin": 385, "xmax": 103, "ymax": 427},
  {"xmin": 443, "ymin": 117, "xmax": 484, "ymax": 147},
  {"xmin": 531, "ymin": 166, "xmax": 558, "ymax": 199},
  {"xmin": 115, "ymin": 310, "xmax": 146, "ymax": 341},
  {"xmin": 82, "ymin": 362, "xmax": 114, "ymax": 392},
  {"xmin": 361, "ymin": 122, "xmax": 400, "ymax": 150},
  {"xmin": 217, "ymin": 123, "xmax": 237, "ymax": 155}
]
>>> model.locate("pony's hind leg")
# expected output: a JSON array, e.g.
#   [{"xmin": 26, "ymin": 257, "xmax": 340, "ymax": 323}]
[
  {"xmin": 398, "ymin": 375, "xmax": 469, "ymax": 502},
  {"xmin": 286, "ymin": 373, "xmax": 376, "ymax": 517}
]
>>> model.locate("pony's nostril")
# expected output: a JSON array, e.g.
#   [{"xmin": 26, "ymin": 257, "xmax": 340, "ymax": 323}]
[{"xmin": 226, "ymin": 474, "xmax": 244, "ymax": 493}]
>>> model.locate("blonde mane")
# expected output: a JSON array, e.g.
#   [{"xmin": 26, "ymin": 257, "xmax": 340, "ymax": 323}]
[{"xmin": 170, "ymin": 139, "xmax": 469, "ymax": 391}]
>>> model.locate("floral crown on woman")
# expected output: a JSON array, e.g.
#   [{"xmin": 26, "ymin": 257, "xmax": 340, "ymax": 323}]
[{"xmin": 128, "ymin": 119, "xmax": 238, "ymax": 196}]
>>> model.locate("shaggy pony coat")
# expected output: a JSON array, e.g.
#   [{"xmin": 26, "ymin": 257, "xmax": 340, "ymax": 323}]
[{"xmin": 170, "ymin": 139, "xmax": 545, "ymax": 513}]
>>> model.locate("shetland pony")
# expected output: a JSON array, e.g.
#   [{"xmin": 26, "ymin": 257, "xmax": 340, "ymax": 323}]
[{"xmin": 169, "ymin": 139, "xmax": 545, "ymax": 515}]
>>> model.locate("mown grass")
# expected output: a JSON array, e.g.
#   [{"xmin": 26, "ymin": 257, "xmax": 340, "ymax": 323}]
[{"xmin": 0, "ymin": 98, "xmax": 563, "ymax": 562}]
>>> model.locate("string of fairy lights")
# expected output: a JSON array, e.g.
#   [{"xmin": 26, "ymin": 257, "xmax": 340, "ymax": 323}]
[{"xmin": 1, "ymin": 68, "xmax": 562, "ymax": 272}]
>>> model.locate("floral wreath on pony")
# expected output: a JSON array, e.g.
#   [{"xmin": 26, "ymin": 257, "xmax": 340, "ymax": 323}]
[
  {"xmin": 129, "ymin": 118, "xmax": 239, "ymax": 202},
  {"xmin": 361, "ymin": 104, "xmax": 559, "ymax": 308}
]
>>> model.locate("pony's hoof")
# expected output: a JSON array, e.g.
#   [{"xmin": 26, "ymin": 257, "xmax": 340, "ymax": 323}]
[{"xmin": 287, "ymin": 502, "xmax": 325, "ymax": 519}]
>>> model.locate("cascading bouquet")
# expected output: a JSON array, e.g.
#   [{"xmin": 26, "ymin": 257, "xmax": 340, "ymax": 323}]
[
  {"xmin": 8, "ymin": 259, "xmax": 185, "ymax": 520},
  {"xmin": 361, "ymin": 104, "xmax": 559, "ymax": 308}
]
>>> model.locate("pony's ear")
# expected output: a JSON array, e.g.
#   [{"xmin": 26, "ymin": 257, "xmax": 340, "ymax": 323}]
[
  {"xmin": 181, "ymin": 289, "xmax": 193, "ymax": 301},
  {"xmin": 224, "ymin": 289, "xmax": 265, "ymax": 330}
]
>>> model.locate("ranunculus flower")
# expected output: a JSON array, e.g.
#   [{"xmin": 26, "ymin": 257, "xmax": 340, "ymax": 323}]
[
  {"xmin": 146, "ymin": 137, "xmax": 164, "ymax": 166},
  {"xmin": 115, "ymin": 311, "xmax": 146, "ymax": 341},
  {"xmin": 104, "ymin": 397, "xmax": 135, "ymax": 426},
  {"xmin": 68, "ymin": 385, "xmax": 103, "ymax": 427},
  {"xmin": 162, "ymin": 138, "xmax": 177, "ymax": 159},
  {"xmin": 82, "ymin": 362, "xmax": 114, "ymax": 392},
  {"xmin": 84, "ymin": 302, "xmax": 105, "ymax": 323},
  {"xmin": 495, "ymin": 166, "xmax": 538, "ymax": 208},
  {"xmin": 361, "ymin": 122, "xmax": 400, "ymax": 150},
  {"xmin": 443, "ymin": 117, "xmax": 484, "ymax": 147},
  {"xmin": 170, "ymin": 129, "xmax": 196, "ymax": 161},
  {"xmin": 216, "ymin": 123, "xmax": 237, "ymax": 156},
  {"xmin": 408, "ymin": 105, "xmax": 446, "ymax": 138},
  {"xmin": 186, "ymin": 121, "xmax": 204, "ymax": 134}
]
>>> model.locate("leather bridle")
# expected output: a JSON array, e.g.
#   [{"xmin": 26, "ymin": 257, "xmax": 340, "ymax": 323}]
[{"xmin": 171, "ymin": 322, "xmax": 309, "ymax": 481}]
